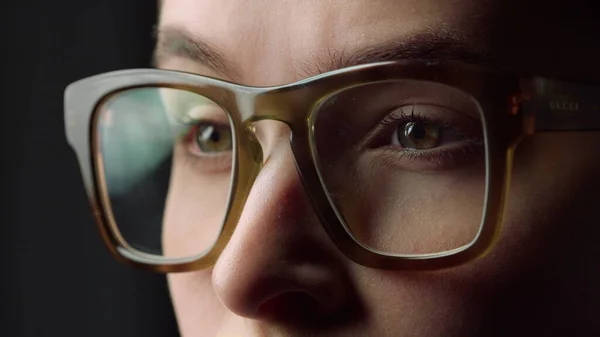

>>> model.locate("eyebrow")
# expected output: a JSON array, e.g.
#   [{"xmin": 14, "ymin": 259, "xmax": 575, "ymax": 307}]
[
  {"xmin": 153, "ymin": 26, "xmax": 493, "ymax": 80},
  {"xmin": 153, "ymin": 27, "xmax": 242, "ymax": 80},
  {"xmin": 324, "ymin": 31, "xmax": 492, "ymax": 73}
]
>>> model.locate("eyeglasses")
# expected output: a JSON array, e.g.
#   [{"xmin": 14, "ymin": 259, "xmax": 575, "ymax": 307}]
[{"xmin": 64, "ymin": 60, "xmax": 600, "ymax": 273}]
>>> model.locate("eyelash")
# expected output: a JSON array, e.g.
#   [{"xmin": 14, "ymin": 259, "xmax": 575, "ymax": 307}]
[
  {"xmin": 174, "ymin": 106, "xmax": 482, "ymax": 173},
  {"xmin": 378, "ymin": 105, "xmax": 450, "ymax": 135},
  {"xmin": 369, "ymin": 105, "xmax": 484, "ymax": 170}
]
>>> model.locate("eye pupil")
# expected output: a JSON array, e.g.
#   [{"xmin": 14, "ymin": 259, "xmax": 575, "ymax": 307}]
[
  {"xmin": 405, "ymin": 122, "xmax": 426, "ymax": 140},
  {"xmin": 199, "ymin": 124, "xmax": 218, "ymax": 142},
  {"xmin": 398, "ymin": 121, "xmax": 440, "ymax": 150},
  {"xmin": 207, "ymin": 127, "xmax": 220, "ymax": 142},
  {"xmin": 195, "ymin": 123, "xmax": 232, "ymax": 152}
]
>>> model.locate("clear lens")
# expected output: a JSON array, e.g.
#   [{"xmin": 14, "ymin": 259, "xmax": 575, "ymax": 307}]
[
  {"xmin": 95, "ymin": 87, "xmax": 234, "ymax": 259},
  {"xmin": 312, "ymin": 80, "xmax": 487, "ymax": 255}
]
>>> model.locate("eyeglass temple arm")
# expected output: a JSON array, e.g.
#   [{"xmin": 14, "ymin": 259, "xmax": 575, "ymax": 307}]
[{"xmin": 520, "ymin": 78, "xmax": 600, "ymax": 131}]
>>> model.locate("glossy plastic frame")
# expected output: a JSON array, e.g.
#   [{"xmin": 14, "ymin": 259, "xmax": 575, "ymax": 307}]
[{"xmin": 64, "ymin": 60, "xmax": 600, "ymax": 273}]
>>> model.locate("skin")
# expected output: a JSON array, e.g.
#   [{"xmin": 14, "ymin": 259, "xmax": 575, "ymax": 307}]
[{"xmin": 153, "ymin": 0, "xmax": 600, "ymax": 336}]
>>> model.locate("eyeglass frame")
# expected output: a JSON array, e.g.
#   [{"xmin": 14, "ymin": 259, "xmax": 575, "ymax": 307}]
[{"xmin": 64, "ymin": 59, "xmax": 600, "ymax": 273}]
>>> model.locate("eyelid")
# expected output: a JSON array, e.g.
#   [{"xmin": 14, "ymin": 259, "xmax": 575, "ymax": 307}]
[
  {"xmin": 359, "ymin": 104, "xmax": 443, "ymax": 148},
  {"xmin": 360, "ymin": 104, "xmax": 483, "ymax": 150},
  {"xmin": 167, "ymin": 103, "xmax": 230, "ymax": 128},
  {"xmin": 184, "ymin": 105, "xmax": 229, "ymax": 123}
]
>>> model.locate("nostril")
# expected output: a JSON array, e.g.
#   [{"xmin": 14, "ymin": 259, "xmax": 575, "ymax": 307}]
[{"xmin": 257, "ymin": 292, "xmax": 325, "ymax": 323}]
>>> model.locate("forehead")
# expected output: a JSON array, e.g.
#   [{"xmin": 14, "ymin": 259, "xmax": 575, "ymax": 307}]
[
  {"xmin": 158, "ymin": 0, "xmax": 599, "ymax": 84},
  {"xmin": 159, "ymin": 0, "xmax": 486, "ymax": 37},
  {"xmin": 158, "ymin": 0, "xmax": 495, "ymax": 82}
]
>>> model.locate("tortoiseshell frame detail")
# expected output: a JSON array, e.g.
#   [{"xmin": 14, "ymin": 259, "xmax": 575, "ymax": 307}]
[{"xmin": 64, "ymin": 60, "xmax": 600, "ymax": 273}]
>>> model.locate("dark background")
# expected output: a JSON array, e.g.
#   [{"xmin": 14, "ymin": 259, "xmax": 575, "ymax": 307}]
[{"xmin": 2, "ymin": 1, "xmax": 180, "ymax": 336}]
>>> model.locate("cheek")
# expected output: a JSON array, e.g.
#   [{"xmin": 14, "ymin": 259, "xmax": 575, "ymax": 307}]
[
  {"xmin": 351, "ymin": 265, "xmax": 487, "ymax": 336},
  {"xmin": 349, "ymin": 134, "xmax": 600, "ymax": 335},
  {"xmin": 162, "ymin": 153, "xmax": 232, "ymax": 258},
  {"xmin": 497, "ymin": 133, "xmax": 600, "ymax": 262},
  {"xmin": 168, "ymin": 270, "xmax": 226, "ymax": 337},
  {"xmin": 341, "ymin": 161, "xmax": 486, "ymax": 254}
]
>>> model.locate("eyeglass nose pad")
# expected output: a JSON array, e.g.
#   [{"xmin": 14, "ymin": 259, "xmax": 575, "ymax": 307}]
[
  {"xmin": 245, "ymin": 120, "xmax": 293, "ymax": 165},
  {"xmin": 243, "ymin": 123, "xmax": 264, "ymax": 167}
]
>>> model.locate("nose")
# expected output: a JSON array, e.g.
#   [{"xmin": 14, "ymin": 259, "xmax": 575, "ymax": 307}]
[{"xmin": 211, "ymin": 121, "xmax": 349, "ymax": 322}]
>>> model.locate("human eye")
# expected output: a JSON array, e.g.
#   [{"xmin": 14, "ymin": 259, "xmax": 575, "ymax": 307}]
[
  {"xmin": 366, "ymin": 105, "xmax": 484, "ymax": 171},
  {"xmin": 165, "ymin": 91, "xmax": 234, "ymax": 173},
  {"xmin": 184, "ymin": 120, "xmax": 233, "ymax": 154}
]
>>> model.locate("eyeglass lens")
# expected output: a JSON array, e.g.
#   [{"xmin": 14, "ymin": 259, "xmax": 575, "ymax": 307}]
[{"xmin": 94, "ymin": 80, "xmax": 487, "ymax": 260}]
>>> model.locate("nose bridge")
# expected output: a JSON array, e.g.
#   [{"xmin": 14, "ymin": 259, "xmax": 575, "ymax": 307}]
[
  {"xmin": 235, "ymin": 86, "xmax": 311, "ymax": 128},
  {"xmin": 248, "ymin": 120, "xmax": 294, "ymax": 170},
  {"xmin": 233, "ymin": 87, "xmax": 310, "ymax": 170},
  {"xmin": 229, "ymin": 86, "xmax": 320, "ymax": 218}
]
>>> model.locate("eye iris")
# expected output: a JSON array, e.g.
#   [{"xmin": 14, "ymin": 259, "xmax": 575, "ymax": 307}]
[
  {"xmin": 196, "ymin": 123, "xmax": 232, "ymax": 152},
  {"xmin": 399, "ymin": 121, "xmax": 440, "ymax": 149}
]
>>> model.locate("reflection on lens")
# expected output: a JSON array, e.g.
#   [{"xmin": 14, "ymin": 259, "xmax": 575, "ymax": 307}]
[
  {"xmin": 95, "ymin": 87, "xmax": 234, "ymax": 260},
  {"xmin": 312, "ymin": 80, "xmax": 487, "ymax": 256}
]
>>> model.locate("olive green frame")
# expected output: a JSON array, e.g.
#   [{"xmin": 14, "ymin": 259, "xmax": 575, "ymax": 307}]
[{"xmin": 64, "ymin": 60, "xmax": 600, "ymax": 273}]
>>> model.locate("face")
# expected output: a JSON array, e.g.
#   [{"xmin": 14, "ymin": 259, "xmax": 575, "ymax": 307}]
[{"xmin": 154, "ymin": 1, "xmax": 600, "ymax": 336}]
